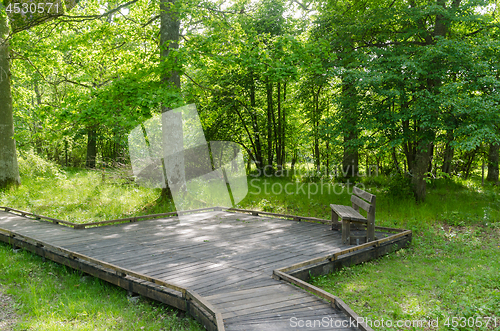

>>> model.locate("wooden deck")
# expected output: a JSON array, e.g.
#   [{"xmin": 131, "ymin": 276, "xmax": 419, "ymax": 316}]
[{"xmin": 0, "ymin": 208, "xmax": 411, "ymax": 331}]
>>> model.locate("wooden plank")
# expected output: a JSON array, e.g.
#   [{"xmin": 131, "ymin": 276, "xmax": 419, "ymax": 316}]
[
  {"xmin": 273, "ymin": 270, "xmax": 338, "ymax": 303},
  {"xmin": 335, "ymin": 297, "xmax": 373, "ymax": 331},
  {"xmin": 150, "ymin": 263, "xmax": 230, "ymax": 283},
  {"xmin": 77, "ymin": 207, "xmax": 221, "ymax": 228},
  {"xmin": 225, "ymin": 208, "xmax": 331, "ymax": 224},
  {"xmin": 0, "ymin": 227, "xmax": 187, "ymax": 295},
  {"xmin": 224, "ymin": 305, "xmax": 340, "ymax": 324},
  {"xmin": 192, "ymin": 273, "xmax": 266, "ymax": 294},
  {"xmin": 128, "ymin": 259, "xmax": 214, "ymax": 277},
  {"xmin": 200, "ymin": 277, "xmax": 279, "ymax": 297},
  {"xmin": 330, "ymin": 204, "xmax": 367, "ymax": 222},
  {"xmin": 277, "ymin": 230, "xmax": 410, "ymax": 273},
  {"xmin": 228, "ymin": 253, "xmax": 304, "ymax": 272},
  {"xmin": 353, "ymin": 187, "xmax": 375, "ymax": 203},
  {"xmin": 256, "ymin": 255, "xmax": 330, "ymax": 274},
  {"xmin": 224, "ymin": 302, "xmax": 340, "ymax": 323},
  {"xmin": 218, "ymin": 295, "xmax": 323, "ymax": 319},
  {"xmin": 186, "ymin": 290, "xmax": 219, "ymax": 318},
  {"xmin": 216, "ymin": 291, "xmax": 312, "ymax": 312},
  {"xmin": 1, "ymin": 206, "xmax": 411, "ymax": 331},
  {"xmin": 171, "ymin": 268, "xmax": 259, "ymax": 290},
  {"xmin": 204, "ymin": 284, "xmax": 290, "ymax": 303},
  {"xmin": 215, "ymin": 312, "xmax": 225, "ymax": 331},
  {"xmin": 65, "ymin": 217, "xmax": 304, "ymax": 253},
  {"xmin": 350, "ymin": 195, "xmax": 372, "ymax": 214},
  {"xmin": 0, "ymin": 207, "xmax": 75, "ymax": 227},
  {"xmin": 273, "ymin": 270, "xmax": 374, "ymax": 331}
]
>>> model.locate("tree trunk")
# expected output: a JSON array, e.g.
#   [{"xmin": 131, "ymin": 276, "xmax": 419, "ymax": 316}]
[
  {"xmin": 291, "ymin": 148, "xmax": 298, "ymax": 171},
  {"xmin": 392, "ymin": 147, "xmax": 402, "ymax": 174},
  {"xmin": 314, "ymin": 92, "xmax": 320, "ymax": 171},
  {"xmin": 266, "ymin": 79, "xmax": 273, "ymax": 168},
  {"xmin": 276, "ymin": 82, "xmax": 282, "ymax": 169},
  {"xmin": 411, "ymin": 139, "xmax": 432, "ymax": 203},
  {"xmin": 441, "ymin": 131, "xmax": 454, "ymax": 174},
  {"xmin": 464, "ymin": 149, "xmax": 477, "ymax": 180},
  {"xmin": 341, "ymin": 80, "xmax": 358, "ymax": 179},
  {"xmin": 160, "ymin": 0, "xmax": 180, "ymax": 89},
  {"xmin": 487, "ymin": 142, "xmax": 499, "ymax": 182},
  {"xmin": 247, "ymin": 71, "xmax": 264, "ymax": 172},
  {"xmin": 159, "ymin": 0, "xmax": 180, "ymax": 199},
  {"xmin": 32, "ymin": 79, "xmax": 43, "ymax": 154},
  {"xmin": 0, "ymin": 13, "xmax": 20, "ymax": 189},
  {"xmin": 410, "ymin": 0, "xmax": 447, "ymax": 200},
  {"xmin": 427, "ymin": 142, "xmax": 434, "ymax": 173},
  {"xmin": 281, "ymin": 82, "xmax": 286, "ymax": 168},
  {"xmin": 86, "ymin": 129, "xmax": 97, "ymax": 168},
  {"xmin": 402, "ymin": 117, "xmax": 416, "ymax": 171}
]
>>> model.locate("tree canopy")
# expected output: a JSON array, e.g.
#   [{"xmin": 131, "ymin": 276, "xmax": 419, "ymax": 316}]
[{"xmin": 1, "ymin": 0, "xmax": 499, "ymax": 202}]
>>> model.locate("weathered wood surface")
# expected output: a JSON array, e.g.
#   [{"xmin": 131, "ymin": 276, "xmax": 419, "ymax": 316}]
[
  {"xmin": 330, "ymin": 204, "xmax": 366, "ymax": 222},
  {"xmin": 331, "ymin": 187, "xmax": 377, "ymax": 244},
  {"xmin": 0, "ymin": 210, "xmax": 403, "ymax": 330}
]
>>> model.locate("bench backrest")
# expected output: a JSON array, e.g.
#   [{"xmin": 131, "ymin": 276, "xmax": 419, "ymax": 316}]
[{"xmin": 350, "ymin": 187, "xmax": 376, "ymax": 221}]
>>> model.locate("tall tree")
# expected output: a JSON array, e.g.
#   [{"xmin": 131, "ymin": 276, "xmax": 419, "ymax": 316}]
[
  {"xmin": 487, "ymin": 142, "xmax": 499, "ymax": 182},
  {"xmin": 159, "ymin": 0, "xmax": 181, "ymax": 199},
  {"xmin": 0, "ymin": 6, "xmax": 19, "ymax": 188},
  {"xmin": 0, "ymin": 0, "xmax": 75, "ymax": 187}
]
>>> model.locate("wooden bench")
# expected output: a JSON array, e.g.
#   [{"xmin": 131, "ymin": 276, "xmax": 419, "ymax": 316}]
[{"xmin": 330, "ymin": 187, "xmax": 376, "ymax": 245}]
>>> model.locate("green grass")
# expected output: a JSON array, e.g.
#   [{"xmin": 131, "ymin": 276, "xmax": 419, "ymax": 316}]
[
  {"xmin": 0, "ymin": 169, "xmax": 174, "ymax": 224},
  {"xmin": 0, "ymin": 242, "xmax": 203, "ymax": 331},
  {"xmin": 310, "ymin": 226, "xmax": 500, "ymax": 331},
  {"xmin": 240, "ymin": 174, "xmax": 500, "ymax": 231},
  {"xmin": 240, "ymin": 173, "xmax": 500, "ymax": 330},
  {"xmin": 1, "ymin": 159, "xmax": 500, "ymax": 330}
]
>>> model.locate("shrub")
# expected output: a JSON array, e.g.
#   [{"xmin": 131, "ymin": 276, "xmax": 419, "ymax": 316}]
[
  {"xmin": 386, "ymin": 173, "xmax": 413, "ymax": 199},
  {"xmin": 17, "ymin": 151, "xmax": 66, "ymax": 179}
]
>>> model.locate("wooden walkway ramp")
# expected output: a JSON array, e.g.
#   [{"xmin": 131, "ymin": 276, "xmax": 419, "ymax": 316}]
[{"xmin": 0, "ymin": 208, "xmax": 411, "ymax": 331}]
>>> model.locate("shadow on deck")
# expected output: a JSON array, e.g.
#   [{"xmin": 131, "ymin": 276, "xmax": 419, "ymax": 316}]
[{"xmin": 0, "ymin": 207, "xmax": 411, "ymax": 331}]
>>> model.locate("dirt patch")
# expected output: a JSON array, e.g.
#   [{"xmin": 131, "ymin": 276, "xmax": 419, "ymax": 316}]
[{"xmin": 0, "ymin": 286, "xmax": 19, "ymax": 331}]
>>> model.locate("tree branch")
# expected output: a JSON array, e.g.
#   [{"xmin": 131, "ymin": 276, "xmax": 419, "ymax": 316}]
[
  {"xmin": 142, "ymin": 15, "xmax": 160, "ymax": 28},
  {"xmin": 60, "ymin": 0, "xmax": 140, "ymax": 21},
  {"xmin": 10, "ymin": 50, "xmax": 47, "ymax": 81}
]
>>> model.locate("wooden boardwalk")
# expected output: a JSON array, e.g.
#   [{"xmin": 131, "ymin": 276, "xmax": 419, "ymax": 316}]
[{"xmin": 0, "ymin": 208, "xmax": 411, "ymax": 331}]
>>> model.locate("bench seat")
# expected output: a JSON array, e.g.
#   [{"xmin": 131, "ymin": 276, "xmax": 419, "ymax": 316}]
[
  {"xmin": 329, "ymin": 204, "xmax": 366, "ymax": 223},
  {"xmin": 330, "ymin": 187, "xmax": 376, "ymax": 245}
]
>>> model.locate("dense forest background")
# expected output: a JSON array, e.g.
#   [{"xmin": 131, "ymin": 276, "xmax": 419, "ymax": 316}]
[{"xmin": 1, "ymin": 0, "xmax": 499, "ymax": 202}]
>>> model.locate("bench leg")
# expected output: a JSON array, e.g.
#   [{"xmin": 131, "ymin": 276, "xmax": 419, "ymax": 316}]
[
  {"xmin": 341, "ymin": 220, "xmax": 350, "ymax": 245},
  {"xmin": 367, "ymin": 219, "xmax": 375, "ymax": 242},
  {"xmin": 331, "ymin": 211, "xmax": 338, "ymax": 230}
]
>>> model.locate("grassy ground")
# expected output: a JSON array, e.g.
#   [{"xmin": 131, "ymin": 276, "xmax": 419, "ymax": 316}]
[
  {"xmin": 311, "ymin": 226, "xmax": 500, "ymax": 331},
  {"xmin": 0, "ymin": 242, "xmax": 203, "ymax": 331},
  {"xmin": 1, "ymin": 158, "xmax": 499, "ymax": 330},
  {"xmin": 243, "ymin": 173, "xmax": 500, "ymax": 330}
]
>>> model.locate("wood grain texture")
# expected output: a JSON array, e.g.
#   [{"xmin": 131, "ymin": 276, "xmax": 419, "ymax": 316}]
[{"xmin": 0, "ymin": 209, "xmax": 409, "ymax": 331}]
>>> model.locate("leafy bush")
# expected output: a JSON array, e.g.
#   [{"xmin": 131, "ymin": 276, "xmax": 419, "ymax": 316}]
[
  {"xmin": 359, "ymin": 174, "xmax": 387, "ymax": 188},
  {"xmin": 386, "ymin": 173, "xmax": 413, "ymax": 199},
  {"xmin": 301, "ymin": 170, "xmax": 327, "ymax": 183},
  {"xmin": 17, "ymin": 151, "xmax": 66, "ymax": 179}
]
